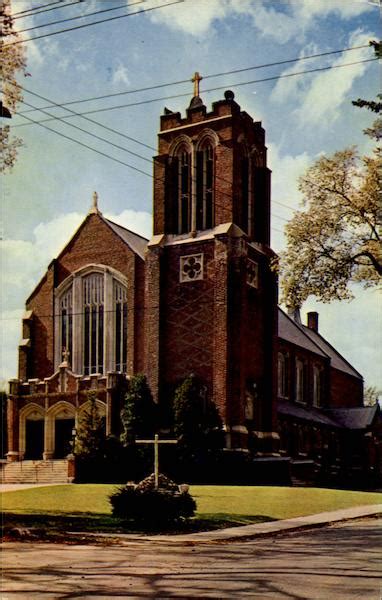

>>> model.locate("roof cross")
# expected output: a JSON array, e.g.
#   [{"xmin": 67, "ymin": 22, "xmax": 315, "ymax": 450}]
[{"xmin": 192, "ymin": 71, "xmax": 203, "ymax": 97}]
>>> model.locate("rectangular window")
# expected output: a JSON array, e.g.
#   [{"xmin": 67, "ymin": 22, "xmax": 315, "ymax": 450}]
[{"xmin": 295, "ymin": 359, "xmax": 306, "ymax": 404}]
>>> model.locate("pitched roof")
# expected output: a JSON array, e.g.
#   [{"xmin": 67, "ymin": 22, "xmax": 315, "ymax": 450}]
[
  {"xmin": 326, "ymin": 405, "xmax": 379, "ymax": 429},
  {"xmin": 299, "ymin": 325, "xmax": 362, "ymax": 378},
  {"xmin": 277, "ymin": 399, "xmax": 340, "ymax": 427},
  {"xmin": 278, "ymin": 308, "xmax": 362, "ymax": 379},
  {"xmin": 278, "ymin": 309, "xmax": 327, "ymax": 357},
  {"xmin": 103, "ymin": 217, "xmax": 148, "ymax": 260}
]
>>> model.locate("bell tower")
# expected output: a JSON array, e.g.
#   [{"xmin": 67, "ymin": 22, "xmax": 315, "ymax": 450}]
[{"xmin": 145, "ymin": 79, "xmax": 279, "ymax": 454}]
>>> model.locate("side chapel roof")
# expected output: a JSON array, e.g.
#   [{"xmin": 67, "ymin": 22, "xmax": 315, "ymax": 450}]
[{"xmin": 278, "ymin": 308, "xmax": 362, "ymax": 379}]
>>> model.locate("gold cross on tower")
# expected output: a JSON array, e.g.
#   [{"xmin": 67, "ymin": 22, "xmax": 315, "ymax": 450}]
[{"xmin": 192, "ymin": 71, "xmax": 203, "ymax": 97}]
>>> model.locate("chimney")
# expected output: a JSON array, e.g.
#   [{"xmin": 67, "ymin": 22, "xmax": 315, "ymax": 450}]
[
  {"xmin": 287, "ymin": 306, "xmax": 301, "ymax": 324},
  {"xmin": 307, "ymin": 311, "xmax": 319, "ymax": 332}
]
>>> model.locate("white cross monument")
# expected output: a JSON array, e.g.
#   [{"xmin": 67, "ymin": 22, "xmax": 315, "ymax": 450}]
[{"xmin": 136, "ymin": 434, "xmax": 177, "ymax": 489}]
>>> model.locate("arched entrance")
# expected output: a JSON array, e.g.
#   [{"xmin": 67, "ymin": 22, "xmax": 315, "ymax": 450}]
[
  {"xmin": 25, "ymin": 419, "xmax": 44, "ymax": 459},
  {"xmin": 45, "ymin": 401, "xmax": 76, "ymax": 459},
  {"xmin": 19, "ymin": 403, "xmax": 45, "ymax": 460},
  {"xmin": 54, "ymin": 418, "xmax": 75, "ymax": 458}
]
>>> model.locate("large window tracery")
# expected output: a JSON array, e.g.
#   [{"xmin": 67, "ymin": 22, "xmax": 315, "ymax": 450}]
[{"xmin": 56, "ymin": 267, "xmax": 128, "ymax": 376}]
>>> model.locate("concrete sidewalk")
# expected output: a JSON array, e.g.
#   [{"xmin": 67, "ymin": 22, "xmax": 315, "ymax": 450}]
[{"xmin": 66, "ymin": 503, "xmax": 382, "ymax": 545}]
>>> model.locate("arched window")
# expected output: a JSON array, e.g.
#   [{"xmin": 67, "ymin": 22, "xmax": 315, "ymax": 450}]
[
  {"xmin": 178, "ymin": 149, "xmax": 191, "ymax": 234},
  {"xmin": 60, "ymin": 287, "xmax": 72, "ymax": 362},
  {"xmin": 56, "ymin": 267, "xmax": 128, "ymax": 376},
  {"xmin": 240, "ymin": 156, "xmax": 249, "ymax": 233},
  {"xmin": 114, "ymin": 279, "xmax": 128, "ymax": 373},
  {"xmin": 83, "ymin": 273, "xmax": 104, "ymax": 375},
  {"xmin": 196, "ymin": 143, "xmax": 214, "ymax": 230}
]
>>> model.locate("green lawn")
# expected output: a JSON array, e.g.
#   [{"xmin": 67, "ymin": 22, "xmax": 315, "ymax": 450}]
[{"xmin": 2, "ymin": 485, "xmax": 381, "ymax": 537}]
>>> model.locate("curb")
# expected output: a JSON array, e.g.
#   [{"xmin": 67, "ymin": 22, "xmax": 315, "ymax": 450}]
[{"xmin": 66, "ymin": 504, "xmax": 382, "ymax": 545}]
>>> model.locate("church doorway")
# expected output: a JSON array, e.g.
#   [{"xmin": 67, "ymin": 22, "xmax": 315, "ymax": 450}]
[
  {"xmin": 54, "ymin": 418, "xmax": 75, "ymax": 458},
  {"xmin": 25, "ymin": 419, "xmax": 44, "ymax": 459}
]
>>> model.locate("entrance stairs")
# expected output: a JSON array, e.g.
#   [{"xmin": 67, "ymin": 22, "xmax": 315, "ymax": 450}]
[{"xmin": 0, "ymin": 459, "xmax": 71, "ymax": 484}]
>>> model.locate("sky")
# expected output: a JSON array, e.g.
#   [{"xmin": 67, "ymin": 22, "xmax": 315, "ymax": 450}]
[{"xmin": 1, "ymin": 0, "xmax": 381, "ymax": 392}]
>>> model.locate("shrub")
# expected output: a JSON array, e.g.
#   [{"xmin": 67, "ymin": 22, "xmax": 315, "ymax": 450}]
[
  {"xmin": 109, "ymin": 473, "xmax": 196, "ymax": 525},
  {"xmin": 120, "ymin": 374, "xmax": 157, "ymax": 444}
]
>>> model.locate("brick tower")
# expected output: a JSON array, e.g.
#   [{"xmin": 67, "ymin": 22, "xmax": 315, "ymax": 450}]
[{"xmin": 145, "ymin": 78, "xmax": 279, "ymax": 453}]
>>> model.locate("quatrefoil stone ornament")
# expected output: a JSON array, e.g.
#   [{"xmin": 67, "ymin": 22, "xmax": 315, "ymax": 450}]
[{"xmin": 180, "ymin": 254, "xmax": 204, "ymax": 283}]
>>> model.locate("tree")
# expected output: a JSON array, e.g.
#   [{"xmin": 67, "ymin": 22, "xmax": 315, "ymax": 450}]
[
  {"xmin": 363, "ymin": 386, "xmax": 381, "ymax": 407},
  {"xmin": 173, "ymin": 375, "xmax": 224, "ymax": 454},
  {"xmin": 1, "ymin": 0, "xmax": 27, "ymax": 172},
  {"xmin": 74, "ymin": 391, "xmax": 106, "ymax": 460},
  {"xmin": 120, "ymin": 374, "xmax": 157, "ymax": 444},
  {"xmin": 279, "ymin": 110, "xmax": 381, "ymax": 308}
]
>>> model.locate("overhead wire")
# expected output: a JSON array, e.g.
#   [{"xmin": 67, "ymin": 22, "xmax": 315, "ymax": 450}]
[
  {"xmin": 11, "ymin": 79, "xmax": 293, "ymax": 218},
  {"xmin": 17, "ymin": 43, "xmax": 371, "ymax": 115},
  {"xmin": 13, "ymin": 57, "xmax": 378, "ymax": 128},
  {"xmin": 3, "ymin": 0, "xmax": 186, "ymax": 47},
  {"xmin": 16, "ymin": 98, "xmax": 292, "ymax": 230},
  {"xmin": 18, "ymin": 83, "xmax": 156, "ymax": 152},
  {"xmin": 14, "ymin": 0, "xmax": 145, "ymax": 33},
  {"xmin": 12, "ymin": 0, "xmax": 78, "ymax": 18}
]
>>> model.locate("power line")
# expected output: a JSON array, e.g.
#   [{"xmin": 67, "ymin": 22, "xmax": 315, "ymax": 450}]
[
  {"xmin": 15, "ymin": 0, "xmax": 145, "ymax": 33},
  {"xmin": 20, "ymin": 96, "xmax": 153, "ymax": 165},
  {"xmin": 12, "ymin": 0, "xmax": 78, "ymax": 17},
  {"xmin": 18, "ymin": 110, "xmax": 154, "ymax": 177},
  {"xmin": 13, "ymin": 82, "xmax": 294, "ymax": 219},
  {"xmin": 13, "ymin": 57, "xmax": 378, "ymax": 128},
  {"xmin": 4, "ymin": 0, "xmax": 186, "ymax": 47},
  {"xmin": 19, "ymin": 83, "xmax": 156, "ymax": 152},
  {"xmin": 18, "ymin": 43, "xmax": 371, "ymax": 116},
  {"xmin": 17, "ymin": 102, "xmax": 291, "ymax": 229}
]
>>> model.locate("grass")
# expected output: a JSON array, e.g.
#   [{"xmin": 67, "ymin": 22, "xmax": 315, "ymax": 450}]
[{"xmin": 2, "ymin": 484, "xmax": 381, "ymax": 539}]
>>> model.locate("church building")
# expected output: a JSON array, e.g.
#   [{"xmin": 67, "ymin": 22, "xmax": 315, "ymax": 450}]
[{"xmin": 3, "ymin": 83, "xmax": 381, "ymax": 486}]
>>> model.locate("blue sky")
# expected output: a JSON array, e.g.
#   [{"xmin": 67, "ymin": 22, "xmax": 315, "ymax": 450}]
[{"xmin": 1, "ymin": 0, "xmax": 381, "ymax": 391}]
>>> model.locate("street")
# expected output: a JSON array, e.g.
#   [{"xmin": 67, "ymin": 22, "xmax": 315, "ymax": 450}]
[{"xmin": 1, "ymin": 518, "xmax": 381, "ymax": 599}]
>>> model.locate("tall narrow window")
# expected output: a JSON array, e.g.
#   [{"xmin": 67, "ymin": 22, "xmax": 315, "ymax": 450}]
[
  {"xmin": 295, "ymin": 359, "xmax": 306, "ymax": 404},
  {"xmin": 114, "ymin": 280, "xmax": 128, "ymax": 372},
  {"xmin": 196, "ymin": 144, "xmax": 214, "ymax": 230},
  {"xmin": 241, "ymin": 157, "xmax": 249, "ymax": 233},
  {"xmin": 278, "ymin": 353, "xmax": 289, "ymax": 398},
  {"xmin": 83, "ymin": 273, "xmax": 104, "ymax": 375},
  {"xmin": 178, "ymin": 150, "xmax": 191, "ymax": 234},
  {"xmin": 60, "ymin": 288, "xmax": 72, "ymax": 362},
  {"xmin": 313, "ymin": 366, "xmax": 324, "ymax": 407}
]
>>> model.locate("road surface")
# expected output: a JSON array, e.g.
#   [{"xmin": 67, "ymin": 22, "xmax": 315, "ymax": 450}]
[{"xmin": 2, "ymin": 518, "xmax": 381, "ymax": 599}]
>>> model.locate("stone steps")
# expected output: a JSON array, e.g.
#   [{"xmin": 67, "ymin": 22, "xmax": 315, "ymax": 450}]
[{"xmin": 1, "ymin": 460, "xmax": 70, "ymax": 484}]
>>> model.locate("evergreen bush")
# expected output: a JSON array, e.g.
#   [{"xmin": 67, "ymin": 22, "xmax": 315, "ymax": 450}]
[{"xmin": 109, "ymin": 473, "xmax": 196, "ymax": 524}]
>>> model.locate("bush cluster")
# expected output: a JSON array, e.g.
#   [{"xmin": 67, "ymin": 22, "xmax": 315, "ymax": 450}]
[{"xmin": 109, "ymin": 473, "xmax": 196, "ymax": 525}]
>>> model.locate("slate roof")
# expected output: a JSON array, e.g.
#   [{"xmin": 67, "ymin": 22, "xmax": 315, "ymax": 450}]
[
  {"xmin": 278, "ymin": 310, "xmax": 327, "ymax": 357},
  {"xmin": 278, "ymin": 400, "xmax": 379, "ymax": 430},
  {"xmin": 104, "ymin": 217, "xmax": 148, "ymax": 260},
  {"xmin": 326, "ymin": 405, "xmax": 379, "ymax": 430},
  {"xmin": 278, "ymin": 308, "xmax": 362, "ymax": 379},
  {"xmin": 277, "ymin": 399, "xmax": 340, "ymax": 427}
]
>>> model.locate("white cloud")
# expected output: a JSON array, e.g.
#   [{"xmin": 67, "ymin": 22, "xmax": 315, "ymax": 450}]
[
  {"xmin": 149, "ymin": 0, "xmax": 228, "ymax": 35},
  {"xmin": 149, "ymin": 0, "xmax": 372, "ymax": 40},
  {"xmin": 271, "ymin": 30, "xmax": 374, "ymax": 126},
  {"xmin": 105, "ymin": 209, "xmax": 152, "ymax": 239},
  {"xmin": 112, "ymin": 62, "xmax": 130, "ymax": 87},
  {"xmin": 293, "ymin": 30, "xmax": 373, "ymax": 126},
  {"xmin": 268, "ymin": 142, "xmax": 311, "ymax": 250}
]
